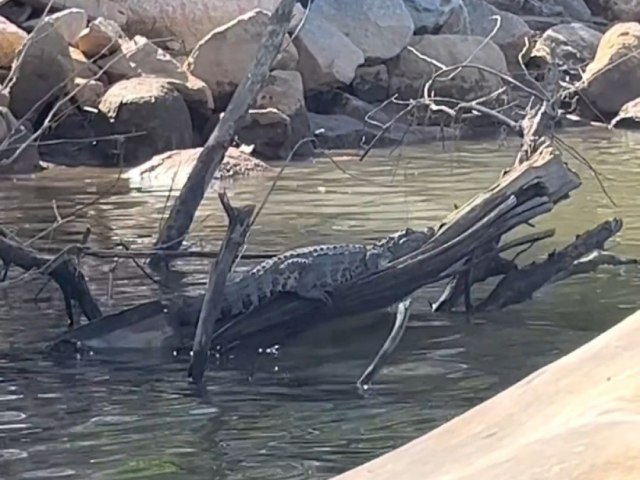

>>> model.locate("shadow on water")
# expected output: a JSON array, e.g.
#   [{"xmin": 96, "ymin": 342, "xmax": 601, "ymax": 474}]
[{"xmin": 1, "ymin": 126, "xmax": 640, "ymax": 479}]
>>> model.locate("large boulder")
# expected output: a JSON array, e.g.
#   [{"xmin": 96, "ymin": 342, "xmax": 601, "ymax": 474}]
[
  {"xmin": 578, "ymin": 22, "xmax": 640, "ymax": 119},
  {"xmin": 98, "ymin": 77, "xmax": 194, "ymax": 166},
  {"xmin": 0, "ymin": 16, "xmax": 27, "ymax": 68},
  {"xmin": 7, "ymin": 21, "xmax": 73, "ymax": 121},
  {"xmin": 114, "ymin": 0, "xmax": 283, "ymax": 51},
  {"xmin": 387, "ymin": 34, "xmax": 507, "ymax": 101},
  {"xmin": 464, "ymin": 0, "xmax": 534, "ymax": 70},
  {"xmin": 402, "ymin": 0, "xmax": 464, "ymax": 34},
  {"xmin": 527, "ymin": 23, "xmax": 602, "ymax": 79},
  {"xmin": 311, "ymin": 0, "xmax": 413, "ymax": 63},
  {"xmin": 185, "ymin": 9, "xmax": 297, "ymax": 109},
  {"xmin": 292, "ymin": 11, "xmax": 364, "ymax": 92}
]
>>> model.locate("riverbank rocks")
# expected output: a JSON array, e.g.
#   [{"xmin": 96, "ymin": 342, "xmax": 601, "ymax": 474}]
[
  {"xmin": 0, "ymin": 107, "xmax": 41, "ymax": 175},
  {"xmin": 185, "ymin": 9, "xmax": 297, "ymax": 109},
  {"xmin": 312, "ymin": 0, "xmax": 413, "ymax": 63},
  {"xmin": 293, "ymin": 11, "xmax": 364, "ymax": 92},
  {"xmin": 98, "ymin": 77, "xmax": 193, "ymax": 166},
  {"xmin": 353, "ymin": 65, "xmax": 390, "ymax": 103},
  {"xmin": 439, "ymin": 1, "xmax": 471, "ymax": 34},
  {"xmin": 0, "ymin": 16, "xmax": 26, "ymax": 68},
  {"xmin": 403, "ymin": 0, "xmax": 464, "ymax": 34},
  {"xmin": 464, "ymin": 0, "xmax": 534, "ymax": 70},
  {"xmin": 7, "ymin": 21, "xmax": 73, "ymax": 121},
  {"xmin": 527, "ymin": 23, "xmax": 602, "ymax": 79},
  {"xmin": 387, "ymin": 34, "xmax": 507, "ymax": 101},
  {"xmin": 578, "ymin": 22, "xmax": 640, "ymax": 118}
]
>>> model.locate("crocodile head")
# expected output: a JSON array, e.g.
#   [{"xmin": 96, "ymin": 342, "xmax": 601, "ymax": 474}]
[{"xmin": 368, "ymin": 227, "xmax": 433, "ymax": 269}]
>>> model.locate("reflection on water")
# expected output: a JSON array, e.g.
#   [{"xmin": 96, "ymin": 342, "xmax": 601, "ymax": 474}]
[{"xmin": 1, "ymin": 126, "xmax": 639, "ymax": 479}]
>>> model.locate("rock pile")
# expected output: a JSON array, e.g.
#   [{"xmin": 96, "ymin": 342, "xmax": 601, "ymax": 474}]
[{"xmin": 0, "ymin": 0, "xmax": 634, "ymax": 177}]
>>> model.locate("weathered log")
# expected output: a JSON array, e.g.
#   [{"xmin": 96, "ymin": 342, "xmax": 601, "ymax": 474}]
[
  {"xmin": 149, "ymin": 0, "xmax": 297, "ymax": 268},
  {"xmin": 188, "ymin": 193, "xmax": 255, "ymax": 384},
  {"xmin": 476, "ymin": 218, "xmax": 624, "ymax": 312},
  {"xmin": 0, "ymin": 232, "xmax": 102, "ymax": 324}
]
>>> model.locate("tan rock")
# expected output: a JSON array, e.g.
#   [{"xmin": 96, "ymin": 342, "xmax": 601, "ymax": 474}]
[
  {"xmin": 98, "ymin": 77, "xmax": 193, "ymax": 166},
  {"xmin": 73, "ymin": 77, "xmax": 105, "ymax": 107},
  {"xmin": 69, "ymin": 46, "xmax": 101, "ymax": 79},
  {"xmin": 7, "ymin": 21, "xmax": 73, "ymax": 120},
  {"xmin": 0, "ymin": 107, "xmax": 41, "ymax": 175},
  {"xmin": 0, "ymin": 16, "xmax": 27, "ymax": 68},
  {"xmin": 527, "ymin": 23, "xmax": 602, "ymax": 80},
  {"xmin": 387, "ymin": 34, "xmax": 507, "ymax": 101},
  {"xmin": 333, "ymin": 309, "xmax": 640, "ymax": 480},
  {"xmin": 352, "ymin": 64, "xmax": 389, "ymax": 103},
  {"xmin": 312, "ymin": 0, "xmax": 414, "ymax": 63},
  {"xmin": 464, "ymin": 0, "xmax": 534, "ymax": 71},
  {"xmin": 44, "ymin": 8, "xmax": 88, "ymax": 44},
  {"xmin": 578, "ymin": 22, "xmax": 640, "ymax": 118},
  {"xmin": 185, "ymin": 9, "xmax": 297, "ymax": 108},
  {"xmin": 75, "ymin": 17, "xmax": 126, "ymax": 59},
  {"xmin": 293, "ymin": 11, "xmax": 364, "ymax": 92},
  {"xmin": 125, "ymin": 146, "xmax": 271, "ymax": 187}
]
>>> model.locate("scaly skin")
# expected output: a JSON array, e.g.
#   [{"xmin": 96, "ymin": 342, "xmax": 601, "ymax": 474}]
[{"xmin": 219, "ymin": 227, "xmax": 435, "ymax": 319}]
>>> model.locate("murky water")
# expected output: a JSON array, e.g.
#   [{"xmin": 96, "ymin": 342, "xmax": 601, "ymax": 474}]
[{"xmin": 1, "ymin": 126, "xmax": 640, "ymax": 479}]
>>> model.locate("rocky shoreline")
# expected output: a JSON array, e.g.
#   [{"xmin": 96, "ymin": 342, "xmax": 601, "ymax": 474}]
[{"xmin": 0, "ymin": 0, "xmax": 637, "ymax": 178}]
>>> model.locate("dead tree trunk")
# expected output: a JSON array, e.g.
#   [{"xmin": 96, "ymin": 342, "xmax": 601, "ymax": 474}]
[
  {"xmin": 188, "ymin": 193, "xmax": 255, "ymax": 384},
  {"xmin": 149, "ymin": 0, "xmax": 297, "ymax": 269}
]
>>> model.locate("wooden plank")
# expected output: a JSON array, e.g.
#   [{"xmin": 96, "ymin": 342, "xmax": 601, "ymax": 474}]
[{"xmin": 333, "ymin": 310, "xmax": 640, "ymax": 480}]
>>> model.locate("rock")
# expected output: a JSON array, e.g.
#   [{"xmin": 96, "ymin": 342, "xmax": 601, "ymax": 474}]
[
  {"xmin": 463, "ymin": 0, "xmax": 534, "ymax": 70},
  {"xmin": 95, "ymin": 50, "xmax": 137, "ymax": 83},
  {"xmin": 26, "ymin": 0, "xmax": 127, "ymax": 26},
  {"xmin": 98, "ymin": 77, "xmax": 194, "ymax": 166},
  {"xmin": 600, "ymin": 0, "xmax": 640, "ymax": 21},
  {"xmin": 293, "ymin": 11, "xmax": 364, "ymax": 92},
  {"xmin": 7, "ymin": 21, "xmax": 73, "ymax": 121},
  {"xmin": 114, "ymin": 0, "xmax": 283, "ymax": 52},
  {"xmin": 352, "ymin": 64, "xmax": 390, "ymax": 103},
  {"xmin": 486, "ymin": 0, "xmax": 563, "ymax": 16},
  {"xmin": 554, "ymin": 0, "xmax": 593, "ymax": 20},
  {"xmin": 578, "ymin": 22, "xmax": 640, "ymax": 119},
  {"xmin": 69, "ymin": 46, "xmax": 101, "ymax": 79},
  {"xmin": 306, "ymin": 90, "xmax": 393, "ymax": 126},
  {"xmin": 75, "ymin": 17, "xmax": 126, "ymax": 59},
  {"xmin": 185, "ymin": 9, "xmax": 298, "ymax": 109},
  {"xmin": 125, "ymin": 147, "xmax": 271, "ymax": 188},
  {"xmin": 312, "ymin": 0, "xmax": 413, "ymax": 63},
  {"xmin": 73, "ymin": 77, "xmax": 105, "ymax": 107},
  {"xmin": 439, "ymin": 1, "xmax": 471, "ymax": 34},
  {"xmin": 0, "ymin": 1, "xmax": 32, "ymax": 25},
  {"xmin": 44, "ymin": 8, "xmax": 88, "ymax": 44},
  {"xmin": 527, "ymin": 23, "xmax": 602, "ymax": 79},
  {"xmin": 402, "ymin": 0, "xmax": 464, "ymax": 34},
  {"xmin": 308, "ymin": 112, "xmax": 461, "ymax": 150},
  {"xmin": 609, "ymin": 96, "xmax": 640, "ymax": 128},
  {"xmin": 584, "ymin": 0, "xmax": 603, "ymax": 16},
  {"xmin": 0, "ymin": 16, "xmax": 27, "ymax": 68},
  {"xmin": 387, "ymin": 34, "xmax": 507, "ymax": 101},
  {"xmin": 0, "ymin": 106, "xmax": 41, "ymax": 175}
]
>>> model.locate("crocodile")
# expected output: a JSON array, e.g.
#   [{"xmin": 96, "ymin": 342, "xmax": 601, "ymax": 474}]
[{"xmin": 218, "ymin": 226, "xmax": 436, "ymax": 319}]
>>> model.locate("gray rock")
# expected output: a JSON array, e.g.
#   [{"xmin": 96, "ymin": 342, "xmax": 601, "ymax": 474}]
[
  {"xmin": 554, "ymin": 0, "xmax": 593, "ymax": 20},
  {"xmin": 439, "ymin": 1, "xmax": 471, "ymax": 34},
  {"xmin": 312, "ymin": 0, "xmax": 414, "ymax": 63},
  {"xmin": 352, "ymin": 64, "xmax": 390, "ymax": 103},
  {"xmin": 403, "ymin": 0, "xmax": 463, "ymax": 34}
]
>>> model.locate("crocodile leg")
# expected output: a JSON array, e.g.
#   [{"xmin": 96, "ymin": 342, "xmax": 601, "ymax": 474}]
[{"xmin": 278, "ymin": 258, "xmax": 334, "ymax": 305}]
